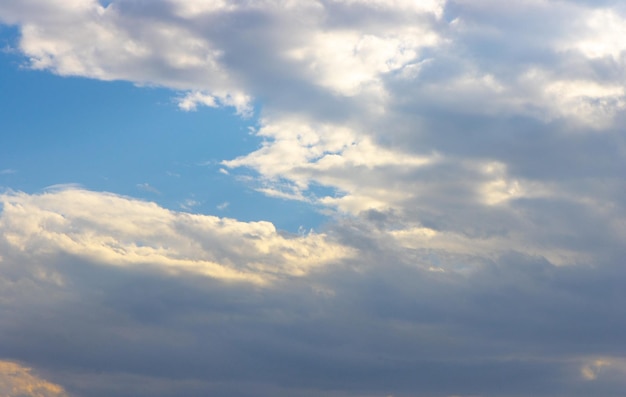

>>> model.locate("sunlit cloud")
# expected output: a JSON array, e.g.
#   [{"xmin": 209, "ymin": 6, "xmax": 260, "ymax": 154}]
[
  {"xmin": 0, "ymin": 361, "xmax": 69, "ymax": 397},
  {"xmin": 0, "ymin": 188, "xmax": 353, "ymax": 283},
  {"xmin": 1, "ymin": 0, "xmax": 625, "ymax": 396}
]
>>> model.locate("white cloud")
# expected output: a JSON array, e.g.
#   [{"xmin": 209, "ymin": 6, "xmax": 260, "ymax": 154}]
[
  {"xmin": 1, "ymin": 0, "xmax": 239, "ymax": 108},
  {"xmin": 521, "ymin": 69, "xmax": 626, "ymax": 126},
  {"xmin": 177, "ymin": 90, "xmax": 252, "ymax": 116},
  {"xmin": 224, "ymin": 118, "xmax": 438, "ymax": 213},
  {"xmin": 1, "ymin": 0, "xmax": 623, "ymax": 126},
  {"xmin": 567, "ymin": 9, "xmax": 626, "ymax": 60},
  {"xmin": 3, "ymin": 0, "xmax": 624, "ymax": 203},
  {"xmin": 2, "ymin": 2, "xmax": 626, "ymax": 395},
  {"xmin": 286, "ymin": 27, "xmax": 440, "ymax": 96},
  {"xmin": 0, "ymin": 0, "xmax": 623, "ymax": 285},
  {"xmin": 0, "ymin": 0, "xmax": 443, "ymax": 111},
  {"xmin": 0, "ymin": 189, "xmax": 353, "ymax": 283},
  {"xmin": 136, "ymin": 182, "xmax": 160, "ymax": 195},
  {"xmin": 179, "ymin": 198, "xmax": 200, "ymax": 210}
]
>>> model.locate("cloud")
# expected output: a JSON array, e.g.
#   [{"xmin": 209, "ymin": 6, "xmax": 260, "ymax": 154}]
[
  {"xmin": 563, "ymin": 8, "xmax": 626, "ymax": 60},
  {"xmin": 0, "ymin": 189, "xmax": 352, "ymax": 284},
  {"xmin": 177, "ymin": 90, "xmax": 253, "ymax": 116},
  {"xmin": 581, "ymin": 357, "xmax": 626, "ymax": 381},
  {"xmin": 0, "ymin": 360, "xmax": 69, "ymax": 397},
  {"xmin": 2, "ymin": 1, "xmax": 624, "ymax": 223},
  {"xmin": 2, "ymin": 0, "xmax": 624, "ymax": 122},
  {"xmin": 179, "ymin": 198, "xmax": 200, "ymax": 211},
  {"xmin": 0, "ymin": 0, "xmax": 442, "ymax": 109},
  {"xmin": 1, "ymin": 190, "xmax": 626, "ymax": 397},
  {"xmin": 1, "ymin": 1, "xmax": 626, "ymax": 396},
  {"xmin": 136, "ymin": 182, "xmax": 161, "ymax": 195}
]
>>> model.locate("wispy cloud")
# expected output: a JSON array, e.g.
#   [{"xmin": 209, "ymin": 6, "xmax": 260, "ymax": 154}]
[
  {"xmin": 179, "ymin": 198, "xmax": 199, "ymax": 210},
  {"xmin": 136, "ymin": 182, "xmax": 160, "ymax": 195}
]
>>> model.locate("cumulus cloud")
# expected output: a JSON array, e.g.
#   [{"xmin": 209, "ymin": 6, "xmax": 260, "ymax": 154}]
[
  {"xmin": 2, "ymin": 0, "xmax": 624, "ymax": 220},
  {"xmin": 1, "ymin": 0, "xmax": 626, "ymax": 396},
  {"xmin": 0, "ymin": 189, "xmax": 351, "ymax": 283}
]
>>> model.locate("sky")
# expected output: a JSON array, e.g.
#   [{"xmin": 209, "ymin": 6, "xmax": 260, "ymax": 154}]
[{"xmin": 0, "ymin": 0, "xmax": 625, "ymax": 396}]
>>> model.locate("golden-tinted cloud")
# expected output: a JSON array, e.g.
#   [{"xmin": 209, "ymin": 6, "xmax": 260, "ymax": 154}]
[{"xmin": 0, "ymin": 361, "xmax": 69, "ymax": 397}]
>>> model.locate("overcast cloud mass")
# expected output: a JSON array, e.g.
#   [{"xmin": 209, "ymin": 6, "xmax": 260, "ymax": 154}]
[{"xmin": 1, "ymin": 0, "xmax": 625, "ymax": 396}]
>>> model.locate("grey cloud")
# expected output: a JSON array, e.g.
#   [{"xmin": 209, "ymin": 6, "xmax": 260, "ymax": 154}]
[
  {"xmin": 2, "ymin": 208, "xmax": 626, "ymax": 396},
  {"xmin": 1, "ymin": 1, "xmax": 626, "ymax": 396}
]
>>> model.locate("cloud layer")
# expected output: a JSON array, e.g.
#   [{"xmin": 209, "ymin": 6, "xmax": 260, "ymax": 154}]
[
  {"xmin": 1, "ymin": 0, "xmax": 626, "ymax": 396},
  {"xmin": 1, "ymin": 189, "xmax": 626, "ymax": 397}
]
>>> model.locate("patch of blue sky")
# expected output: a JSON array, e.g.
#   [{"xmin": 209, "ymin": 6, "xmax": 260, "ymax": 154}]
[
  {"xmin": 0, "ymin": 27, "xmax": 326, "ymax": 232},
  {"xmin": 306, "ymin": 182, "xmax": 343, "ymax": 201}
]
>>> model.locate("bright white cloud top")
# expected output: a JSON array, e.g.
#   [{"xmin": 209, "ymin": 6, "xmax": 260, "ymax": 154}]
[
  {"xmin": 1, "ymin": 189, "xmax": 351, "ymax": 283},
  {"xmin": 0, "ymin": 0, "xmax": 625, "ymax": 396}
]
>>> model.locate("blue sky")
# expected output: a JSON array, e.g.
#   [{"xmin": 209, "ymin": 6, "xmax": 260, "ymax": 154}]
[
  {"xmin": 0, "ymin": 1, "xmax": 626, "ymax": 397},
  {"xmin": 0, "ymin": 24, "xmax": 324, "ymax": 231}
]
